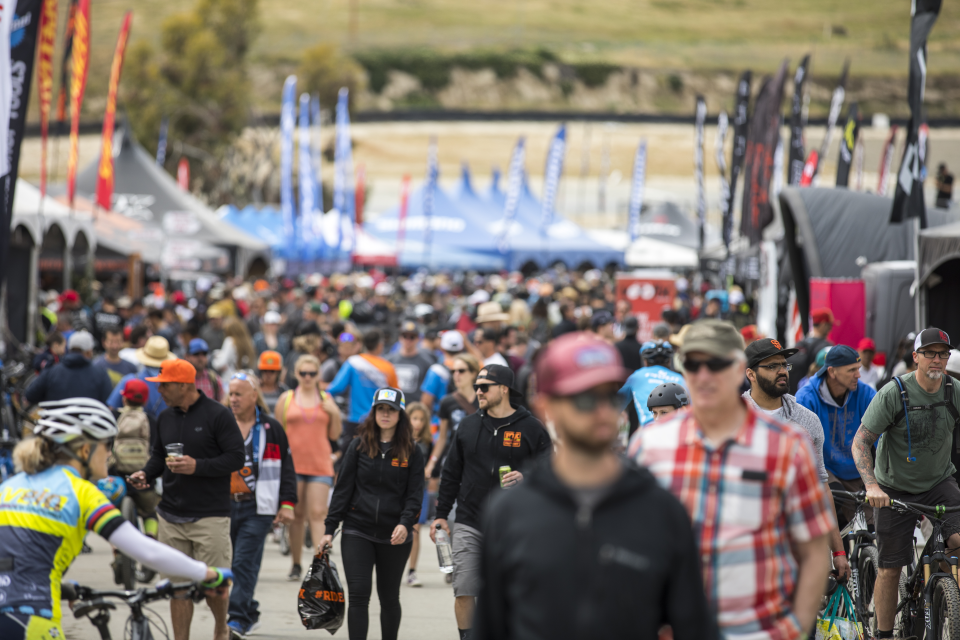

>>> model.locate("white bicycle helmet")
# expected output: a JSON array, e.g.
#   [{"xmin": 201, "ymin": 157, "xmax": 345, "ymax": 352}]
[{"xmin": 34, "ymin": 398, "xmax": 118, "ymax": 444}]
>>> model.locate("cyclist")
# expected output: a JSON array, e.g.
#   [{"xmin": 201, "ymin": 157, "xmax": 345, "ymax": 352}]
[
  {"xmin": 0, "ymin": 397, "xmax": 232, "ymax": 640},
  {"xmin": 646, "ymin": 382, "xmax": 689, "ymax": 423},
  {"xmin": 619, "ymin": 341, "xmax": 686, "ymax": 436}
]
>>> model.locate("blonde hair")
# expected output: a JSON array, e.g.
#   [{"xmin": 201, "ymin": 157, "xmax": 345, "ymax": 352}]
[
  {"xmin": 14, "ymin": 436, "xmax": 88, "ymax": 475},
  {"xmin": 294, "ymin": 354, "xmax": 322, "ymax": 391},
  {"xmin": 223, "ymin": 317, "xmax": 257, "ymax": 369},
  {"xmin": 405, "ymin": 402, "xmax": 433, "ymax": 446},
  {"xmin": 292, "ymin": 333, "xmax": 321, "ymax": 355},
  {"xmin": 453, "ymin": 353, "xmax": 481, "ymax": 376}
]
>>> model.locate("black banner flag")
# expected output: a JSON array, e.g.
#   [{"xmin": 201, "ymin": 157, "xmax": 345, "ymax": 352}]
[
  {"xmin": 836, "ymin": 103, "xmax": 860, "ymax": 188},
  {"xmin": 788, "ymin": 55, "xmax": 810, "ymax": 186},
  {"xmin": 725, "ymin": 70, "xmax": 751, "ymax": 240}
]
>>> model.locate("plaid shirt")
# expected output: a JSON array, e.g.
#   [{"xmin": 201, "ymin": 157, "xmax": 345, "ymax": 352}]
[
  {"xmin": 195, "ymin": 369, "xmax": 223, "ymax": 403},
  {"xmin": 629, "ymin": 403, "xmax": 834, "ymax": 640}
]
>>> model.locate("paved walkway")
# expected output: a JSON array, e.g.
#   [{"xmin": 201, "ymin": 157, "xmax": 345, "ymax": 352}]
[{"xmin": 63, "ymin": 528, "xmax": 457, "ymax": 640}]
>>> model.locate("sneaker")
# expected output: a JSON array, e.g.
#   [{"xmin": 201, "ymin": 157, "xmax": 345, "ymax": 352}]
[
  {"xmin": 407, "ymin": 571, "xmax": 422, "ymax": 587},
  {"xmin": 246, "ymin": 620, "xmax": 261, "ymax": 635},
  {"xmin": 287, "ymin": 564, "xmax": 302, "ymax": 582},
  {"xmin": 227, "ymin": 620, "xmax": 246, "ymax": 639}
]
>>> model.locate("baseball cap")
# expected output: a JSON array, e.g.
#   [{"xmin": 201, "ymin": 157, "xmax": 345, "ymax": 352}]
[
  {"xmin": 740, "ymin": 324, "xmax": 762, "ymax": 343},
  {"xmin": 257, "ymin": 350, "xmax": 283, "ymax": 371},
  {"xmin": 59, "ymin": 289, "xmax": 80, "ymax": 304},
  {"xmin": 440, "ymin": 331, "xmax": 464, "ymax": 353},
  {"xmin": 400, "ymin": 320, "xmax": 420, "ymax": 336},
  {"xmin": 816, "ymin": 345, "xmax": 860, "ymax": 377},
  {"xmin": 914, "ymin": 328, "xmax": 956, "ymax": 351},
  {"xmin": 745, "ymin": 338, "xmax": 799, "ymax": 369},
  {"xmin": 372, "ymin": 387, "xmax": 406, "ymax": 412},
  {"xmin": 146, "ymin": 359, "xmax": 197, "ymax": 384},
  {"xmin": 188, "ymin": 338, "xmax": 210, "ymax": 355},
  {"xmin": 857, "ymin": 337, "xmax": 876, "ymax": 352},
  {"xmin": 590, "ymin": 310, "xmax": 614, "ymax": 330},
  {"xmin": 811, "ymin": 308, "xmax": 835, "ymax": 325},
  {"xmin": 263, "ymin": 310, "xmax": 282, "ymax": 325},
  {"xmin": 815, "ymin": 347, "xmax": 832, "ymax": 368},
  {"xmin": 121, "ymin": 379, "xmax": 150, "ymax": 404},
  {"xmin": 535, "ymin": 333, "xmax": 629, "ymax": 396},
  {"xmin": 67, "ymin": 330, "xmax": 95, "ymax": 352},
  {"xmin": 477, "ymin": 364, "xmax": 523, "ymax": 398},
  {"xmin": 677, "ymin": 319, "xmax": 744, "ymax": 359}
]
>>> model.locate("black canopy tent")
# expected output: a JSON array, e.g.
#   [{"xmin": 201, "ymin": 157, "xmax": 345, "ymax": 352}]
[{"xmin": 917, "ymin": 222, "xmax": 960, "ymax": 342}]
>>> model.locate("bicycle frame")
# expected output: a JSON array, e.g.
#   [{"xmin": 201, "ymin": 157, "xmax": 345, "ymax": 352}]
[
  {"xmin": 66, "ymin": 580, "xmax": 205, "ymax": 640},
  {"xmin": 842, "ymin": 504, "xmax": 877, "ymax": 614}
]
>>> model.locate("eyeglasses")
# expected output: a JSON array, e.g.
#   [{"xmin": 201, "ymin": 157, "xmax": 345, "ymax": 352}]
[
  {"xmin": 474, "ymin": 383, "xmax": 496, "ymax": 393},
  {"xmin": 568, "ymin": 390, "xmax": 623, "ymax": 413},
  {"xmin": 918, "ymin": 350, "xmax": 950, "ymax": 360},
  {"xmin": 191, "ymin": 351, "xmax": 208, "ymax": 357},
  {"xmin": 298, "ymin": 370, "xmax": 319, "ymax": 377},
  {"xmin": 451, "ymin": 368, "xmax": 470, "ymax": 374},
  {"xmin": 756, "ymin": 363, "xmax": 793, "ymax": 372},
  {"xmin": 681, "ymin": 356, "xmax": 735, "ymax": 373},
  {"xmin": 401, "ymin": 334, "xmax": 419, "ymax": 340}
]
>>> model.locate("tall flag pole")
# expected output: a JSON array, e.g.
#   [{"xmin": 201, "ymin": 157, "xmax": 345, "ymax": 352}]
[
  {"xmin": 835, "ymin": 103, "xmax": 860, "ymax": 188},
  {"xmin": 156, "ymin": 116, "xmax": 168, "ymax": 166},
  {"xmin": 627, "ymin": 139, "xmax": 647, "ymax": 243},
  {"xmin": 803, "ymin": 60, "xmax": 849, "ymax": 186},
  {"xmin": 891, "ymin": 0, "xmax": 941, "ymax": 227},
  {"xmin": 422, "ymin": 137, "xmax": 438, "ymax": 267},
  {"xmin": 694, "ymin": 96, "xmax": 707, "ymax": 252},
  {"xmin": 878, "ymin": 125, "xmax": 899, "ymax": 196},
  {"xmin": 540, "ymin": 123, "xmax": 566, "ymax": 235},
  {"xmin": 66, "ymin": 0, "xmax": 91, "ymax": 207},
  {"xmin": 715, "ymin": 112, "xmax": 732, "ymax": 252},
  {"xmin": 498, "ymin": 137, "xmax": 526, "ymax": 254},
  {"xmin": 95, "ymin": 12, "xmax": 133, "ymax": 212},
  {"xmin": 333, "ymin": 87, "xmax": 355, "ymax": 262},
  {"xmin": 726, "ymin": 71, "xmax": 751, "ymax": 237},
  {"xmin": 37, "ymin": 0, "xmax": 58, "ymax": 199},
  {"xmin": 298, "ymin": 92, "xmax": 316, "ymax": 262},
  {"xmin": 279, "ymin": 76, "xmax": 297, "ymax": 260},
  {"xmin": 787, "ymin": 55, "xmax": 810, "ymax": 186}
]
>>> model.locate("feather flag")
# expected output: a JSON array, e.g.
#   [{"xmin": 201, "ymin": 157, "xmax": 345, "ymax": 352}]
[
  {"xmin": 95, "ymin": 12, "xmax": 132, "ymax": 211},
  {"xmin": 37, "ymin": 0, "xmax": 58, "ymax": 197},
  {"xmin": 498, "ymin": 138, "xmax": 526, "ymax": 254},
  {"xmin": 66, "ymin": 0, "xmax": 91, "ymax": 207},
  {"xmin": 627, "ymin": 140, "xmax": 647, "ymax": 243},
  {"xmin": 540, "ymin": 124, "xmax": 566, "ymax": 234},
  {"xmin": 55, "ymin": 0, "xmax": 77, "ymax": 124},
  {"xmin": 279, "ymin": 75, "xmax": 296, "ymax": 253},
  {"xmin": 421, "ymin": 137, "xmax": 438, "ymax": 261},
  {"xmin": 333, "ymin": 87, "xmax": 355, "ymax": 257},
  {"xmin": 298, "ymin": 92, "xmax": 316, "ymax": 261},
  {"xmin": 694, "ymin": 96, "xmax": 707, "ymax": 251},
  {"xmin": 156, "ymin": 116, "xmax": 168, "ymax": 166},
  {"xmin": 715, "ymin": 112, "xmax": 732, "ymax": 250},
  {"xmin": 310, "ymin": 94, "xmax": 323, "ymax": 214}
]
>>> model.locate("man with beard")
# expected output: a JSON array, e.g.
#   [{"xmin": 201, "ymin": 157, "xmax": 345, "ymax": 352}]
[{"xmin": 742, "ymin": 339, "xmax": 849, "ymax": 580}]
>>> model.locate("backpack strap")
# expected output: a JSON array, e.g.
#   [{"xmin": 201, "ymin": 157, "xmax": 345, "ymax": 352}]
[
  {"xmin": 892, "ymin": 376, "xmax": 917, "ymax": 463},
  {"xmin": 945, "ymin": 376, "xmax": 960, "ymax": 454}
]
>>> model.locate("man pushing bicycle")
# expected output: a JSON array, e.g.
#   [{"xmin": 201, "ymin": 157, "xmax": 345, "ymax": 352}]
[{"xmin": 852, "ymin": 328, "xmax": 960, "ymax": 640}]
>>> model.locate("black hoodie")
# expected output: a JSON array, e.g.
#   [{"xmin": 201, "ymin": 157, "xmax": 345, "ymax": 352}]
[
  {"xmin": 475, "ymin": 458, "xmax": 718, "ymax": 640},
  {"xmin": 436, "ymin": 404, "xmax": 551, "ymax": 531}
]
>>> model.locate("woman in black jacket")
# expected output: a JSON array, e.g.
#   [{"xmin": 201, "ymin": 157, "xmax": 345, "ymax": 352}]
[{"xmin": 320, "ymin": 387, "xmax": 425, "ymax": 640}]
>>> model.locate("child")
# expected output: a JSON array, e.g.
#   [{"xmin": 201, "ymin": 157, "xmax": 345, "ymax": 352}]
[
  {"xmin": 405, "ymin": 402, "xmax": 433, "ymax": 588},
  {"xmin": 32, "ymin": 332, "xmax": 65, "ymax": 373},
  {"xmin": 113, "ymin": 379, "xmax": 159, "ymax": 540}
]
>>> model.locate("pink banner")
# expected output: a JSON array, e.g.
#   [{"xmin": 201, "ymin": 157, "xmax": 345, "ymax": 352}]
[{"xmin": 809, "ymin": 278, "xmax": 865, "ymax": 348}]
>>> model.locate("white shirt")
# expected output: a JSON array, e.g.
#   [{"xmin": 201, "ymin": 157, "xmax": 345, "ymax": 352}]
[{"xmin": 483, "ymin": 352, "xmax": 509, "ymax": 367}]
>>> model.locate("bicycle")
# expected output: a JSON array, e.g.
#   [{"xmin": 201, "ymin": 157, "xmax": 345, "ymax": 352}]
[
  {"xmin": 832, "ymin": 490, "xmax": 880, "ymax": 627},
  {"xmin": 62, "ymin": 579, "xmax": 211, "ymax": 640},
  {"xmin": 113, "ymin": 493, "xmax": 157, "ymax": 589}
]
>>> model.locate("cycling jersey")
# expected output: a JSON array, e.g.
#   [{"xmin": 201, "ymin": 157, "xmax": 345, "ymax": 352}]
[
  {"xmin": 619, "ymin": 365, "xmax": 686, "ymax": 428},
  {"xmin": 0, "ymin": 465, "xmax": 123, "ymax": 624}
]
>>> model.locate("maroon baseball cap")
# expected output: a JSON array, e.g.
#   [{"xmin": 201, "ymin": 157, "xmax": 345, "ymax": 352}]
[{"xmin": 536, "ymin": 332, "xmax": 630, "ymax": 396}]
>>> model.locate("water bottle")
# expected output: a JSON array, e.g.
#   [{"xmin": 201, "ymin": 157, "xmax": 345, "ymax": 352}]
[{"xmin": 435, "ymin": 524, "xmax": 454, "ymax": 574}]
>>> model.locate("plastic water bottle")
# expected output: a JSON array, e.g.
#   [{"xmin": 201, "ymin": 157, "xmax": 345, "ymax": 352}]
[{"xmin": 435, "ymin": 524, "xmax": 454, "ymax": 574}]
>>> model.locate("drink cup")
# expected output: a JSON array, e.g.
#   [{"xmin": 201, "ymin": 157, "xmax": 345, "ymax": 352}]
[{"xmin": 165, "ymin": 443, "xmax": 184, "ymax": 459}]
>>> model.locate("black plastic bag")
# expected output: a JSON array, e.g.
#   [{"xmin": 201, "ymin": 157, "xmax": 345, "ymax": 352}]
[{"xmin": 298, "ymin": 552, "xmax": 346, "ymax": 633}]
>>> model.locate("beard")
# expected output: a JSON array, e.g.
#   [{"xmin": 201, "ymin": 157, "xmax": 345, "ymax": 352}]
[
  {"xmin": 756, "ymin": 373, "xmax": 789, "ymax": 398},
  {"xmin": 925, "ymin": 370, "xmax": 943, "ymax": 380}
]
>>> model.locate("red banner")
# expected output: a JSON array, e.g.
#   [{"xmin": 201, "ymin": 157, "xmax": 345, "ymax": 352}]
[
  {"xmin": 396, "ymin": 174, "xmax": 411, "ymax": 255},
  {"xmin": 66, "ymin": 0, "xmax": 90, "ymax": 206},
  {"xmin": 56, "ymin": 0, "xmax": 77, "ymax": 123},
  {"xmin": 178, "ymin": 157, "xmax": 190, "ymax": 190},
  {"xmin": 37, "ymin": 0, "xmax": 58, "ymax": 197},
  {"xmin": 95, "ymin": 12, "xmax": 132, "ymax": 210},
  {"xmin": 354, "ymin": 163, "xmax": 366, "ymax": 226}
]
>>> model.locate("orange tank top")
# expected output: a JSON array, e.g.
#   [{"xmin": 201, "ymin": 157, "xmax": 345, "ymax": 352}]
[{"xmin": 284, "ymin": 390, "xmax": 334, "ymax": 477}]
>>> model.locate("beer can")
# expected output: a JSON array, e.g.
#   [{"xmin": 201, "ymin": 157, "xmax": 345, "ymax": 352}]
[{"xmin": 499, "ymin": 466, "xmax": 512, "ymax": 487}]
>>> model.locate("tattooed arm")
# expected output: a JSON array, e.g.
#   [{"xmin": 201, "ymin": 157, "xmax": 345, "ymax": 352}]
[{"xmin": 852, "ymin": 426, "xmax": 889, "ymax": 508}]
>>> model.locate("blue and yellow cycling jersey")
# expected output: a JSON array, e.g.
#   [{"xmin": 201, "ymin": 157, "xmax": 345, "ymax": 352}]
[{"xmin": 0, "ymin": 465, "xmax": 123, "ymax": 623}]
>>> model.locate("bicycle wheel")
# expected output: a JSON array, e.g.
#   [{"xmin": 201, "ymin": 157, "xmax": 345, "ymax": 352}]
[
  {"xmin": 932, "ymin": 577, "xmax": 960, "ymax": 640},
  {"xmin": 896, "ymin": 570, "xmax": 922, "ymax": 639},
  {"xmin": 856, "ymin": 545, "xmax": 880, "ymax": 626},
  {"xmin": 117, "ymin": 497, "xmax": 137, "ymax": 590}
]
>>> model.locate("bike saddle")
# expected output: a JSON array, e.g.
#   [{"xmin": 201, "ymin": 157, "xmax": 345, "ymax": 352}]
[{"xmin": 72, "ymin": 599, "xmax": 116, "ymax": 618}]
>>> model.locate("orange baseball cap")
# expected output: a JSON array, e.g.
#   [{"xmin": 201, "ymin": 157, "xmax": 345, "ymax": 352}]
[
  {"xmin": 146, "ymin": 359, "xmax": 197, "ymax": 384},
  {"xmin": 258, "ymin": 350, "xmax": 283, "ymax": 371}
]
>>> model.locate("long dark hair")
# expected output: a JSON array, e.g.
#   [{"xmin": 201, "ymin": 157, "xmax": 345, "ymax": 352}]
[{"xmin": 357, "ymin": 406, "xmax": 415, "ymax": 461}]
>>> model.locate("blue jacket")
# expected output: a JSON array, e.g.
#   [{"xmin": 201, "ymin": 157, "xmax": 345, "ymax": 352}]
[
  {"xmin": 619, "ymin": 365, "xmax": 686, "ymax": 428},
  {"xmin": 24, "ymin": 352, "xmax": 113, "ymax": 405},
  {"xmin": 795, "ymin": 376, "xmax": 876, "ymax": 481},
  {"xmin": 326, "ymin": 355, "xmax": 395, "ymax": 424},
  {"xmin": 106, "ymin": 366, "xmax": 167, "ymax": 420}
]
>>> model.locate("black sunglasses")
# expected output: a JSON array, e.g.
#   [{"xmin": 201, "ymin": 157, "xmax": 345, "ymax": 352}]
[
  {"xmin": 681, "ymin": 357, "xmax": 735, "ymax": 373},
  {"xmin": 298, "ymin": 370, "xmax": 319, "ymax": 377},
  {"xmin": 569, "ymin": 391, "xmax": 623, "ymax": 413},
  {"xmin": 192, "ymin": 351, "xmax": 208, "ymax": 357},
  {"xmin": 474, "ymin": 383, "xmax": 496, "ymax": 393},
  {"xmin": 451, "ymin": 368, "xmax": 470, "ymax": 374}
]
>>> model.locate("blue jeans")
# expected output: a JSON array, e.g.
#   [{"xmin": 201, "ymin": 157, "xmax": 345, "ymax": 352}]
[{"xmin": 228, "ymin": 499, "xmax": 275, "ymax": 627}]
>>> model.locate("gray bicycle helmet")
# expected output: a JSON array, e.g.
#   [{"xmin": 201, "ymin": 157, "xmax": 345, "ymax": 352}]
[{"xmin": 647, "ymin": 383, "xmax": 689, "ymax": 410}]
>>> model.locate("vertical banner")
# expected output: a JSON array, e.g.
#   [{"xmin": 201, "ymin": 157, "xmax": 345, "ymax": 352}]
[
  {"xmin": 498, "ymin": 137, "xmax": 526, "ymax": 253},
  {"xmin": 627, "ymin": 139, "xmax": 647, "ymax": 242},
  {"xmin": 333, "ymin": 87, "xmax": 355, "ymax": 257},
  {"xmin": 726, "ymin": 70, "xmax": 752, "ymax": 233},
  {"xmin": 396, "ymin": 174, "xmax": 411, "ymax": 257},
  {"xmin": 694, "ymin": 96, "xmax": 707, "ymax": 252},
  {"xmin": 37, "ymin": 0, "xmax": 58, "ymax": 197},
  {"xmin": 310, "ymin": 94, "xmax": 323, "ymax": 212},
  {"xmin": 878, "ymin": 125, "xmax": 899, "ymax": 196},
  {"xmin": 540, "ymin": 123, "xmax": 566, "ymax": 234},
  {"xmin": 298, "ymin": 92, "xmax": 316, "ymax": 260},
  {"xmin": 66, "ymin": 0, "xmax": 91, "ymax": 206},
  {"xmin": 156, "ymin": 116, "xmax": 168, "ymax": 166},
  {"xmin": 0, "ymin": 1, "xmax": 18, "ymax": 179},
  {"xmin": 95, "ymin": 12, "xmax": 133, "ymax": 211},
  {"xmin": 715, "ymin": 112, "xmax": 732, "ymax": 251},
  {"xmin": 809, "ymin": 60, "xmax": 850, "ymax": 185},
  {"xmin": 354, "ymin": 164, "xmax": 366, "ymax": 227},
  {"xmin": 891, "ymin": 0, "xmax": 941, "ymax": 226},
  {"xmin": 854, "ymin": 126, "xmax": 865, "ymax": 191},
  {"xmin": 740, "ymin": 60, "xmax": 788, "ymax": 245},
  {"xmin": 788, "ymin": 54, "xmax": 810, "ymax": 186},
  {"xmin": 835, "ymin": 103, "xmax": 860, "ymax": 187},
  {"xmin": 56, "ymin": 0, "xmax": 77, "ymax": 124},
  {"xmin": 177, "ymin": 158, "xmax": 189, "ymax": 190},
  {"xmin": 279, "ymin": 75, "xmax": 296, "ymax": 255},
  {"xmin": 421, "ymin": 137, "xmax": 438, "ymax": 264}
]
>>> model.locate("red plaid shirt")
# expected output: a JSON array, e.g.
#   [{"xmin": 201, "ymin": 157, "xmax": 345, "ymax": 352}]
[
  {"xmin": 629, "ymin": 403, "xmax": 835, "ymax": 640},
  {"xmin": 195, "ymin": 369, "xmax": 223, "ymax": 402}
]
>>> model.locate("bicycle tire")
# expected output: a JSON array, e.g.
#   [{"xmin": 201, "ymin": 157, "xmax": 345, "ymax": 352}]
[
  {"xmin": 857, "ymin": 545, "xmax": 880, "ymax": 627},
  {"xmin": 118, "ymin": 497, "xmax": 138, "ymax": 590},
  {"xmin": 897, "ymin": 570, "xmax": 922, "ymax": 639},
  {"xmin": 932, "ymin": 577, "xmax": 960, "ymax": 640}
]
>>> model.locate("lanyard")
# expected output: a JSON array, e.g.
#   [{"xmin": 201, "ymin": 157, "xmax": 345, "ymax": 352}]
[{"xmin": 251, "ymin": 407, "xmax": 262, "ymax": 464}]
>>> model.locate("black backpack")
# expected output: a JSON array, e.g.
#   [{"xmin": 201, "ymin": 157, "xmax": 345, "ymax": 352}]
[{"xmin": 888, "ymin": 375, "xmax": 960, "ymax": 470}]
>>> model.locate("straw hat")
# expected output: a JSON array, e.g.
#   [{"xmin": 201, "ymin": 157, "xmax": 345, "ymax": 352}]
[
  {"xmin": 135, "ymin": 336, "xmax": 178, "ymax": 368},
  {"xmin": 475, "ymin": 301, "xmax": 509, "ymax": 325}
]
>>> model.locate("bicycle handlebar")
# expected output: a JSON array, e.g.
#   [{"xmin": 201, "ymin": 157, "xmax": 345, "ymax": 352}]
[
  {"xmin": 63, "ymin": 579, "xmax": 208, "ymax": 609},
  {"xmin": 830, "ymin": 489, "xmax": 960, "ymax": 519}
]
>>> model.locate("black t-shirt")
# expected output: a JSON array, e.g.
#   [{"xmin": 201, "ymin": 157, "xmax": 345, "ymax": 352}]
[
  {"xmin": 438, "ymin": 393, "xmax": 479, "ymax": 439},
  {"xmin": 387, "ymin": 351, "xmax": 435, "ymax": 402}
]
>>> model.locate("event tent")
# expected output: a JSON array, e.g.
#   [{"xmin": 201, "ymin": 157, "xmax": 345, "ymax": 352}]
[{"xmin": 917, "ymin": 221, "xmax": 960, "ymax": 342}]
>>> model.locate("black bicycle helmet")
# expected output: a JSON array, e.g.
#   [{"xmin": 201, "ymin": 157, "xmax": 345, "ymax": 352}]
[
  {"xmin": 647, "ymin": 383, "xmax": 689, "ymax": 410},
  {"xmin": 640, "ymin": 341, "xmax": 673, "ymax": 365}
]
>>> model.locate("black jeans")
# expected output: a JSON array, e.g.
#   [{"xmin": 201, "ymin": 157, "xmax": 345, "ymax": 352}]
[{"xmin": 340, "ymin": 534, "xmax": 412, "ymax": 640}]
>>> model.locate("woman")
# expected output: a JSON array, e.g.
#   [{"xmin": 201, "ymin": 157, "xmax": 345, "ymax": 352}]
[
  {"xmin": 0, "ymin": 398, "xmax": 231, "ymax": 640},
  {"xmin": 425, "ymin": 353, "xmax": 480, "ymax": 484},
  {"xmin": 320, "ymin": 388, "xmax": 425, "ymax": 640},
  {"xmin": 403, "ymin": 402, "xmax": 433, "ymax": 588},
  {"xmin": 275, "ymin": 354, "xmax": 342, "ymax": 582},
  {"xmin": 284, "ymin": 322, "xmax": 323, "ymax": 389},
  {"xmin": 257, "ymin": 350, "xmax": 289, "ymax": 415},
  {"xmin": 213, "ymin": 317, "xmax": 257, "ymax": 383}
]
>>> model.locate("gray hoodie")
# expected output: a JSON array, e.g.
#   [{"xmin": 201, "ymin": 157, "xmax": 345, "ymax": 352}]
[{"xmin": 742, "ymin": 389, "xmax": 829, "ymax": 483}]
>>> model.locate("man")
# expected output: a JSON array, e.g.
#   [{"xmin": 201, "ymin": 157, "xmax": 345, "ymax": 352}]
[
  {"xmin": 475, "ymin": 301, "xmax": 509, "ymax": 330},
  {"xmin": 620, "ymin": 341, "xmax": 685, "ymax": 436},
  {"xmin": 326, "ymin": 328, "xmax": 398, "ymax": 449},
  {"xmin": 475, "ymin": 334, "xmax": 716, "ymax": 640},
  {"xmin": 788, "ymin": 307, "xmax": 835, "ymax": 393},
  {"xmin": 742, "ymin": 338, "xmax": 850, "ymax": 580},
  {"xmin": 130, "ymin": 359, "xmax": 245, "ymax": 640},
  {"xmin": 421, "ymin": 331, "xmax": 464, "ymax": 413},
  {"xmin": 200, "ymin": 307, "xmax": 226, "ymax": 351},
  {"xmin": 474, "ymin": 328, "xmax": 508, "ymax": 367},
  {"xmin": 936, "ymin": 162, "xmax": 954, "ymax": 209},
  {"xmin": 853, "ymin": 328, "xmax": 960, "ymax": 640},
  {"xmin": 432, "ymin": 364, "xmax": 551, "ymax": 640},
  {"xmin": 646, "ymin": 382, "xmax": 689, "ymax": 423},
  {"xmin": 225, "ymin": 372, "xmax": 297, "ymax": 638},
  {"xmin": 25, "ymin": 331, "xmax": 113, "ymax": 404},
  {"xmin": 615, "ymin": 316, "xmax": 643, "ymax": 373},
  {"xmin": 184, "ymin": 338, "xmax": 225, "ymax": 403},
  {"xmin": 630, "ymin": 320, "xmax": 834, "ymax": 640},
  {"xmin": 119, "ymin": 324, "xmax": 151, "ymax": 367},
  {"xmin": 108, "ymin": 336, "xmax": 179, "ymax": 419},
  {"xmin": 93, "ymin": 297, "xmax": 124, "ymax": 348},
  {"xmin": 796, "ymin": 345, "xmax": 876, "ymax": 526},
  {"xmin": 93, "ymin": 326, "xmax": 138, "ymax": 388},
  {"xmin": 388, "ymin": 320, "xmax": 435, "ymax": 403},
  {"xmin": 857, "ymin": 337, "xmax": 881, "ymax": 389},
  {"xmin": 552, "ymin": 301, "xmax": 577, "ymax": 339},
  {"xmin": 589, "ymin": 310, "xmax": 615, "ymax": 344},
  {"xmin": 59, "ymin": 288, "xmax": 94, "ymax": 334},
  {"xmin": 496, "ymin": 327, "xmax": 524, "ymax": 374}
]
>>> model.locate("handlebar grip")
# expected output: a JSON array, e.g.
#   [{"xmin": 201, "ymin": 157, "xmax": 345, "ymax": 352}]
[{"xmin": 61, "ymin": 582, "xmax": 79, "ymax": 601}]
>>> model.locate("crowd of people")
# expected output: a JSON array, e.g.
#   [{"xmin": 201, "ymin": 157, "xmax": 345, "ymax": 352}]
[{"xmin": 3, "ymin": 268, "xmax": 960, "ymax": 640}]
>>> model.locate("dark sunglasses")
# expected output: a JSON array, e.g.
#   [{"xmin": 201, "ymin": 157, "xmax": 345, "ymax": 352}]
[
  {"xmin": 401, "ymin": 333, "xmax": 419, "ymax": 340},
  {"xmin": 298, "ymin": 370, "xmax": 319, "ymax": 377},
  {"xmin": 191, "ymin": 351, "xmax": 208, "ymax": 357},
  {"xmin": 681, "ymin": 357, "xmax": 735, "ymax": 373},
  {"xmin": 451, "ymin": 368, "xmax": 470, "ymax": 374},
  {"xmin": 474, "ymin": 383, "xmax": 496, "ymax": 393},
  {"xmin": 569, "ymin": 391, "xmax": 623, "ymax": 413}
]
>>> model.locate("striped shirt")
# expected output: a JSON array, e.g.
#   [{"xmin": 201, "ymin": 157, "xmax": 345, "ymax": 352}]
[{"xmin": 629, "ymin": 403, "xmax": 834, "ymax": 640}]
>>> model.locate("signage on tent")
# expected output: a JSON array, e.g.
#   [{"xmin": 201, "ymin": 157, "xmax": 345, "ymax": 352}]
[
  {"xmin": 163, "ymin": 211, "xmax": 201, "ymax": 235},
  {"xmin": 616, "ymin": 274, "xmax": 676, "ymax": 343}
]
